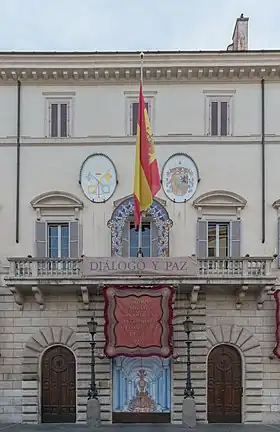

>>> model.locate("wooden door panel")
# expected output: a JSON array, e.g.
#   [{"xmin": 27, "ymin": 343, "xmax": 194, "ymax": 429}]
[
  {"xmin": 41, "ymin": 346, "xmax": 76, "ymax": 423},
  {"xmin": 208, "ymin": 344, "xmax": 242, "ymax": 424}
]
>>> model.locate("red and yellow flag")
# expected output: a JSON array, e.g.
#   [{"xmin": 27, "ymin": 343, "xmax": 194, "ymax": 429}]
[{"xmin": 133, "ymin": 84, "xmax": 161, "ymax": 228}]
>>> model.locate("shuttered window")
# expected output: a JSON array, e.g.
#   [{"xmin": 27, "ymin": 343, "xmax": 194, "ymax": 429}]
[
  {"xmin": 35, "ymin": 221, "xmax": 81, "ymax": 258},
  {"xmin": 48, "ymin": 101, "xmax": 70, "ymax": 137},
  {"xmin": 131, "ymin": 102, "xmax": 150, "ymax": 136},
  {"xmin": 196, "ymin": 220, "xmax": 241, "ymax": 258},
  {"xmin": 209, "ymin": 100, "xmax": 231, "ymax": 136}
]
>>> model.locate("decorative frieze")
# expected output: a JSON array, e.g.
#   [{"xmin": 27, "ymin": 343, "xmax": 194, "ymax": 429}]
[{"xmin": 0, "ymin": 62, "xmax": 280, "ymax": 82}]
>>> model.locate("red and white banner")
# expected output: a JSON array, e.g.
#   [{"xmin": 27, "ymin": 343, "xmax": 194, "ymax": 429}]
[
  {"xmin": 103, "ymin": 285, "xmax": 174, "ymax": 358},
  {"xmin": 273, "ymin": 290, "xmax": 280, "ymax": 359}
]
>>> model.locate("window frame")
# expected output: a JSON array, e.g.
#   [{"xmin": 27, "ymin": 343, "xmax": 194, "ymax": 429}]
[
  {"xmin": 124, "ymin": 91, "xmax": 157, "ymax": 136},
  {"xmin": 207, "ymin": 221, "xmax": 230, "ymax": 258},
  {"xmin": 128, "ymin": 217, "xmax": 152, "ymax": 258},
  {"xmin": 204, "ymin": 90, "xmax": 235, "ymax": 136},
  {"xmin": 47, "ymin": 222, "xmax": 70, "ymax": 259},
  {"xmin": 44, "ymin": 92, "xmax": 75, "ymax": 138}
]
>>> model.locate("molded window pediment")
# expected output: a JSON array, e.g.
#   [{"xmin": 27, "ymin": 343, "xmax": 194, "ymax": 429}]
[
  {"xmin": 193, "ymin": 190, "xmax": 246, "ymax": 218},
  {"xmin": 31, "ymin": 191, "xmax": 83, "ymax": 219}
]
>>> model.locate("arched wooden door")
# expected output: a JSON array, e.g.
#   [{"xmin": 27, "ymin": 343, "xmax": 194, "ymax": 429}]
[
  {"xmin": 208, "ymin": 344, "xmax": 242, "ymax": 423},
  {"xmin": 41, "ymin": 346, "xmax": 76, "ymax": 423}
]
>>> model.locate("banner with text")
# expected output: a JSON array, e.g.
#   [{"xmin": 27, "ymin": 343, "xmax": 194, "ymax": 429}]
[{"xmin": 103, "ymin": 285, "xmax": 174, "ymax": 358}]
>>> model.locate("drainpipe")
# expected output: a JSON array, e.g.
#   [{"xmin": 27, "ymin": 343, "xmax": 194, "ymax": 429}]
[
  {"xmin": 261, "ymin": 78, "xmax": 265, "ymax": 244},
  {"xmin": 16, "ymin": 80, "xmax": 21, "ymax": 243}
]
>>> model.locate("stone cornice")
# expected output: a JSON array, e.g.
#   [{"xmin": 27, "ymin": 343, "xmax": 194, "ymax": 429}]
[
  {"xmin": 1, "ymin": 51, "xmax": 280, "ymax": 82},
  {"xmin": 2, "ymin": 134, "xmax": 280, "ymax": 147}
]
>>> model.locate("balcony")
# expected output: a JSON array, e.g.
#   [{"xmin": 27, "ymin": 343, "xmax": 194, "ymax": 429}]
[{"xmin": 4, "ymin": 256, "xmax": 277, "ymax": 311}]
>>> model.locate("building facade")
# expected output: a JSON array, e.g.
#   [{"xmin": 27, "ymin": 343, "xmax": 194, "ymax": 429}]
[{"xmin": 1, "ymin": 15, "xmax": 280, "ymax": 425}]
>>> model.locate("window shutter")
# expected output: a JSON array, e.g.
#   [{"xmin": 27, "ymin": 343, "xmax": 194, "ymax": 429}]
[
  {"xmin": 151, "ymin": 221, "xmax": 159, "ymax": 257},
  {"xmin": 60, "ymin": 103, "xmax": 68, "ymax": 137},
  {"xmin": 230, "ymin": 220, "xmax": 241, "ymax": 258},
  {"xmin": 210, "ymin": 101, "xmax": 218, "ymax": 136},
  {"xmin": 35, "ymin": 221, "xmax": 47, "ymax": 258},
  {"xmin": 277, "ymin": 218, "xmax": 280, "ymax": 267},
  {"xmin": 196, "ymin": 220, "xmax": 208, "ymax": 258},
  {"xmin": 132, "ymin": 103, "xmax": 138, "ymax": 136},
  {"xmin": 69, "ymin": 221, "xmax": 79, "ymax": 258},
  {"xmin": 121, "ymin": 221, "xmax": 129, "ymax": 257},
  {"xmin": 50, "ymin": 103, "xmax": 58, "ymax": 137},
  {"xmin": 220, "ymin": 101, "xmax": 228, "ymax": 136}
]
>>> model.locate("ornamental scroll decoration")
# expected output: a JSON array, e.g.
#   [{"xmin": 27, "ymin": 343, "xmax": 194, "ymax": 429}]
[
  {"xmin": 103, "ymin": 285, "xmax": 174, "ymax": 358},
  {"xmin": 107, "ymin": 197, "xmax": 173, "ymax": 256}
]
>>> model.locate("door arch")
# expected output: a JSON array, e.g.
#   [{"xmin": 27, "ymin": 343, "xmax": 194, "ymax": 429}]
[
  {"xmin": 207, "ymin": 344, "xmax": 242, "ymax": 424},
  {"xmin": 41, "ymin": 345, "xmax": 76, "ymax": 423}
]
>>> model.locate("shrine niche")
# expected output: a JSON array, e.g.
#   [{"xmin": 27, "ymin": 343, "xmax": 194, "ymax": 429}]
[
  {"xmin": 107, "ymin": 195, "xmax": 173, "ymax": 257},
  {"xmin": 112, "ymin": 356, "xmax": 171, "ymax": 423}
]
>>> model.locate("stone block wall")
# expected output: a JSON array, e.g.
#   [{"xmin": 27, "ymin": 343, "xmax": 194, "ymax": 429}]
[
  {"xmin": 205, "ymin": 292, "xmax": 279, "ymax": 424},
  {"xmin": 0, "ymin": 281, "xmax": 279, "ymax": 425}
]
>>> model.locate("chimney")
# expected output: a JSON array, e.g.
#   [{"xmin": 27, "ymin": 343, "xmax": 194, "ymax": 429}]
[{"xmin": 227, "ymin": 14, "xmax": 249, "ymax": 51}]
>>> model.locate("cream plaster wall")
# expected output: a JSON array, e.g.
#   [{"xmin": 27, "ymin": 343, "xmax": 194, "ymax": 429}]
[{"xmin": 0, "ymin": 77, "xmax": 280, "ymax": 424}]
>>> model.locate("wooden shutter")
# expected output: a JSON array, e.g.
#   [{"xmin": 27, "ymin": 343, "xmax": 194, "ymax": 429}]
[
  {"xmin": 35, "ymin": 221, "xmax": 47, "ymax": 258},
  {"xmin": 196, "ymin": 220, "xmax": 208, "ymax": 258},
  {"xmin": 50, "ymin": 103, "xmax": 58, "ymax": 137},
  {"xmin": 69, "ymin": 221, "xmax": 79, "ymax": 258},
  {"xmin": 151, "ymin": 221, "xmax": 159, "ymax": 257},
  {"xmin": 230, "ymin": 220, "xmax": 241, "ymax": 258},
  {"xmin": 277, "ymin": 218, "xmax": 280, "ymax": 267},
  {"xmin": 220, "ymin": 101, "xmax": 228, "ymax": 136},
  {"xmin": 121, "ymin": 221, "xmax": 129, "ymax": 257},
  {"xmin": 210, "ymin": 101, "xmax": 218, "ymax": 136},
  {"xmin": 132, "ymin": 103, "xmax": 138, "ymax": 136},
  {"xmin": 60, "ymin": 103, "xmax": 68, "ymax": 137}
]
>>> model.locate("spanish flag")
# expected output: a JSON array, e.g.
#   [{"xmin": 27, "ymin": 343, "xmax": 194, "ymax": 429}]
[{"xmin": 133, "ymin": 84, "xmax": 161, "ymax": 228}]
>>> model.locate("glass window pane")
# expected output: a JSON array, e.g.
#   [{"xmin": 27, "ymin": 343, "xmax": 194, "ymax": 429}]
[
  {"xmin": 129, "ymin": 221, "xmax": 151, "ymax": 257},
  {"xmin": 218, "ymin": 223, "xmax": 229, "ymax": 257},
  {"xmin": 207, "ymin": 223, "xmax": 216, "ymax": 257}
]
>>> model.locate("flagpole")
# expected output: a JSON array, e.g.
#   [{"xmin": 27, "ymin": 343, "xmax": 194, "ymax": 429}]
[{"xmin": 137, "ymin": 52, "xmax": 144, "ymax": 258}]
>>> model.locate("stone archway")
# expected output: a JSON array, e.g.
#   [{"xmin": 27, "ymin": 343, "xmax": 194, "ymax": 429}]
[
  {"xmin": 206, "ymin": 324, "xmax": 262, "ymax": 423},
  {"xmin": 22, "ymin": 327, "xmax": 77, "ymax": 424}
]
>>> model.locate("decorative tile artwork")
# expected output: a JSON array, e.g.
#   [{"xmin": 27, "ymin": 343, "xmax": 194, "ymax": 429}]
[
  {"xmin": 107, "ymin": 197, "xmax": 173, "ymax": 256},
  {"xmin": 112, "ymin": 356, "xmax": 171, "ymax": 413}
]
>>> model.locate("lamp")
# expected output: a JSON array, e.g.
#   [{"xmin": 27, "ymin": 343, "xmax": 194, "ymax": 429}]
[
  {"xmin": 183, "ymin": 314, "xmax": 194, "ymax": 399},
  {"xmin": 87, "ymin": 317, "xmax": 98, "ymax": 400}
]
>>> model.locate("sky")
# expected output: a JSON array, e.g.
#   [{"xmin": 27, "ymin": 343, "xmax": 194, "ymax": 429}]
[{"xmin": 0, "ymin": 0, "xmax": 279, "ymax": 52}]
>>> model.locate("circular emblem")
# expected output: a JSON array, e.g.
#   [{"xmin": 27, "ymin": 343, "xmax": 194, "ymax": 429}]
[
  {"xmin": 161, "ymin": 153, "xmax": 199, "ymax": 202},
  {"xmin": 79, "ymin": 154, "xmax": 117, "ymax": 203}
]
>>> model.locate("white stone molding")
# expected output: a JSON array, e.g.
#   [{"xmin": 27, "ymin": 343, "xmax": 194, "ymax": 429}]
[
  {"xmin": 31, "ymin": 190, "xmax": 83, "ymax": 210},
  {"xmin": 32, "ymin": 286, "xmax": 44, "ymax": 310},
  {"xmin": 81, "ymin": 285, "xmax": 90, "ymax": 310},
  {"xmin": 193, "ymin": 189, "xmax": 247, "ymax": 218},
  {"xmin": 1, "ymin": 52, "xmax": 280, "ymax": 83},
  {"xmin": 236, "ymin": 285, "xmax": 248, "ymax": 309},
  {"xmin": 9, "ymin": 286, "xmax": 24, "ymax": 310},
  {"xmin": 257, "ymin": 285, "xmax": 274, "ymax": 310},
  {"xmin": 190, "ymin": 285, "xmax": 200, "ymax": 310}
]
